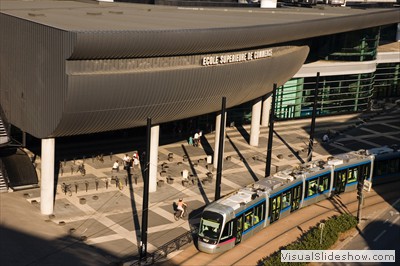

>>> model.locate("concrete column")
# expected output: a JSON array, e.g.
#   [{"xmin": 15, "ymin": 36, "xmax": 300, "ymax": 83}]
[
  {"xmin": 213, "ymin": 113, "xmax": 227, "ymax": 169},
  {"xmin": 397, "ymin": 23, "xmax": 400, "ymax": 42},
  {"xmin": 250, "ymin": 98, "xmax": 262, "ymax": 147},
  {"xmin": 261, "ymin": 95, "xmax": 272, "ymax": 127},
  {"xmin": 260, "ymin": 0, "xmax": 277, "ymax": 8},
  {"xmin": 149, "ymin": 125, "xmax": 159, "ymax": 193},
  {"xmin": 213, "ymin": 114, "xmax": 221, "ymax": 169},
  {"xmin": 40, "ymin": 138, "xmax": 55, "ymax": 215}
]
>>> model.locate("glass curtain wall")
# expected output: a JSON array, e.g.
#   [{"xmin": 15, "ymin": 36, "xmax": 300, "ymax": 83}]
[
  {"xmin": 275, "ymin": 74, "xmax": 375, "ymax": 119},
  {"xmin": 318, "ymin": 27, "xmax": 380, "ymax": 62},
  {"xmin": 373, "ymin": 63, "xmax": 400, "ymax": 99},
  {"xmin": 274, "ymin": 27, "xmax": 381, "ymax": 119}
]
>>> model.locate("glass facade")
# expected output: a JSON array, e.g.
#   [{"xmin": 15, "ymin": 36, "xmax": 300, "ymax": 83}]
[
  {"xmin": 275, "ymin": 73, "xmax": 375, "ymax": 119},
  {"xmin": 373, "ymin": 63, "xmax": 400, "ymax": 98},
  {"xmin": 194, "ymin": 25, "xmax": 399, "ymax": 125},
  {"xmin": 318, "ymin": 27, "xmax": 380, "ymax": 62}
]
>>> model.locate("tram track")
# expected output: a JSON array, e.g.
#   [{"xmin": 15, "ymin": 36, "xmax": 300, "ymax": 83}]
[{"xmin": 158, "ymin": 180, "xmax": 399, "ymax": 266}]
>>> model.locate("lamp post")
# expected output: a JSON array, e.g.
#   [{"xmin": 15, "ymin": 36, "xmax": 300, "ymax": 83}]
[{"xmin": 357, "ymin": 179, "xmax": 365, "ymax": 224}]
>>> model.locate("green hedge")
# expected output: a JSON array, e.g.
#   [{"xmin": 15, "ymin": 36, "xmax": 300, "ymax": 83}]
[{"xmin": 258, "ymin": 213, "xmax": 357, "ymax": 266}]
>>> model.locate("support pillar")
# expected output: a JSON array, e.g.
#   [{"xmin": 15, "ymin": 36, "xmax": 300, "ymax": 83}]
[
  {"xmin": 40, "ymin": 138, "xmax": 55, "ymax": 215},
  {"xmin": 261, "ymin": 94, "xmax": 272, "ymax": 127},
  {"xmin": 149, "ymin": 125, "xmax": 159, "ymax": 193},
  {"xmin": 397, "ymin": 23, "xmax": 400, "ymax": 42},
  {"xmin": 213, "ymin": 113, "xmax": 227, "ymax": 169},
  {"xmin": 213, "ymin": 114, "xmax": 221, "ymax": 169},
  {"xmin": 250, "ymin": 98, "xmax": 262, "ymax": 147}
]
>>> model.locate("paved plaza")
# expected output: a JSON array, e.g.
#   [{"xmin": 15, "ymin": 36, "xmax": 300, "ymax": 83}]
[{"xmin": 1, "ymin": 104, "xmax": 399, "ymax": 266}]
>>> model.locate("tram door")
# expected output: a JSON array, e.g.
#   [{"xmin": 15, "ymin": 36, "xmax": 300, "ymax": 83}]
[
  {"xmin": 269, "ymin": 196, "xmax": 281, "ymax": 223},
  {"xmin": 291, "ymin": 185, "xmax": 302, "ymax": 212},
  {"xmin": 334, "ymin": 170, "xmax": 347, "ymax": 194},
  {"xmin": 235, "ymin": 216, "xmax": 243, "ymax": 245}
]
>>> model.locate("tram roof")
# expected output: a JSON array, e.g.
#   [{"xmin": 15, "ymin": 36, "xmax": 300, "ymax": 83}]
[{"xmin": 214, "ymin": 149, "xmax": 374, "ymax": 211}]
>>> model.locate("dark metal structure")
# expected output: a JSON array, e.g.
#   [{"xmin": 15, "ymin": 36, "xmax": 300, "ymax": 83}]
[{"xmin": 0, "ymin": 1, "xmax": 399, "ymax": 139}]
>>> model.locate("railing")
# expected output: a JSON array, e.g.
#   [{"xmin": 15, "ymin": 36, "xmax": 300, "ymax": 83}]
[{"xmin": 129, "ymin": 228, "xmax": 198, "ymax": 266}]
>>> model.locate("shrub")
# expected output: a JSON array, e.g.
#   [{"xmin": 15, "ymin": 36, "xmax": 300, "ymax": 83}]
[{"xmin": 257, "ymin": 213, "xmax": 357, "ymax": 266}]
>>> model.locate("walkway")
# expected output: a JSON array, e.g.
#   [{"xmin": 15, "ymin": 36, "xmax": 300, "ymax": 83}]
[{"xmin": 1, "ymin": 105, "xmax": 399, "ymax": 266}]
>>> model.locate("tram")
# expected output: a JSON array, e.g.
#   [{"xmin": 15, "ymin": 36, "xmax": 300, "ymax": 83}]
[{"xmin": 197, "ymin": 146, "xmax": 400, "ymax": 253}]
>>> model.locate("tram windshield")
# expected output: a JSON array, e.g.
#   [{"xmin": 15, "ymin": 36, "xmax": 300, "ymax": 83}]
[{"xmin": 198, "ymin": 211, "xmax": 223, "ymax": 240}]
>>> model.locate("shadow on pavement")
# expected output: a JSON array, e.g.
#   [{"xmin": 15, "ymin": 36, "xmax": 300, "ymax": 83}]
[{"xmin": 0, "ymin": 225, "xmax": 121, "ymax": 266}]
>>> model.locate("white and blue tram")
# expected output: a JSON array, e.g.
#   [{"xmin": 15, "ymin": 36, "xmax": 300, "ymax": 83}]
[{"xmin": 197, "ymin": 146, "xmax": 400, "ymax": 253}]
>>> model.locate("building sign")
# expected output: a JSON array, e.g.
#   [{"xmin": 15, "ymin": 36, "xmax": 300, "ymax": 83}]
[{"xmin": 202, "ymin": 49, "xmax": 273, "ymax": 66}]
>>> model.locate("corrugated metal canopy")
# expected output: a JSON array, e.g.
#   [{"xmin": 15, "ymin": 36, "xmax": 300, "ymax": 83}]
[
  {"xmin": 0, "ymin": 0, "xmax": 399, "ymax": 138},
  {"xmin": 1, "ymin": 0, "xmax": 399, "ymax": 59}
]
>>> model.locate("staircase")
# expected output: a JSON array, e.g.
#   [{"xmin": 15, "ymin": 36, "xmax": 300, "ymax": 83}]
[
  {"xmin": 0, "ymin": 114, "xmax": 10, "ymax": 146},
  {"xmin": 0, "ymin": 159, "xmax": 9, "ymax": 192}
]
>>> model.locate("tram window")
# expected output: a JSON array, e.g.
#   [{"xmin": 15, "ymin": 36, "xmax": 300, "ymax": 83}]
[
  {"xmin": 318, "ymin": 174, "xmax": 330, "ymax": 193},
  {"xmin": 269, "ymin": 196, "xmax": 281, "ymax": 223},
  {"xmin": 347, "ymin": 167, "xmax": 358, "ymax": 184},
  {"xmin": 244, "ymin": 210, "xmax": 253, "ymax": 230},
  {"xmin": 306, "ymin": 179, "xmax": 318, "ymax": 197},
  {"xmin": 254, "ymin": 202, "xmax": 264, "ymax": 225},
  {"xmin": 360, "ymin": 164, "xmax": 370, "ymax": 180},
  {"xmin": 282, "ymin": 191, "xmax": 291, "ymax": 209},
  {"xmin": 220, "ymin": 220, "xmax": 233, "ymax": 241},
  {"xmin": 291, "ymin": 184, "xmax": 302, "ymax": 212}
]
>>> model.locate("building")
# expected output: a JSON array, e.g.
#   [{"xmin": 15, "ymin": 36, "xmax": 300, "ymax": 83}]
[{"xmin": 0, "ymin": 0, "xmax": 399, "ymax": 214}]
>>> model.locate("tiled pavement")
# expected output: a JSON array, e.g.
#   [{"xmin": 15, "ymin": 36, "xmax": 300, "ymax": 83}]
[{"xmin": 2, "ymin": 104, "xmax": 399, "ymax": 265}]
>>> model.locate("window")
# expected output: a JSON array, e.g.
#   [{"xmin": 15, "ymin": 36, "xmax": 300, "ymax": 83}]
[
  {"xmin": 306, "ymin": 179, "xmax": 318, "ymax": 197},
  {"xmin": 198, "ymin": 211, "xmax": 223, "ymax": 240},
  {"xmin": 347, "ymin": 167, "xmax": 358, "ymax": 184},
  {"xmin": 220, "ymin": 221, "xmax": 233, "ymax": 241},
  {"xmin": 269, "ymin": 196, "xmax": 281, "ymax": 223},
  {"xmin": 253, "ymin": 202, "xmax": 264, "ymax": 225},
  {"xmin": 318, "ymin": 174, "xmax": 330, "ymax": 193},
  {"xmin": 282, "ymin": 190, "xmax": 291, "ymax": 210},
  {"xmin": 244, "ymin": 210, "xmax": 253, "ymax": 231},
  {"xmin": 291, "ymin": 184, "xmax": 302, "ymax": 212}
]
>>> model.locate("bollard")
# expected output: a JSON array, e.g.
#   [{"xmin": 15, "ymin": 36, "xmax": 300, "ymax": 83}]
[
  {"xmin": 95, "ymin": 179, "xmax": 99, "ymax": 191},
  {"xmin": 75, "ymin": 183, "xmax": 79, "ymax": 194},
  {"xmin": 105, "ymin": 178, "xmax": 109, "ymax": 189},
  {"xmin": 70, "ymin": 165, "xmax": 74, "ymax": 175}
]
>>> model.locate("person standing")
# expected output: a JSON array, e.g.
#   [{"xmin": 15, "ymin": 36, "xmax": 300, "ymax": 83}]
[
  {"xmin": 193, "ymin": 132, "xmax": 200, "ymax": 147},
  {"xmin": 123, "ymin": 154, "xmax": 132, "ymax": 175}
]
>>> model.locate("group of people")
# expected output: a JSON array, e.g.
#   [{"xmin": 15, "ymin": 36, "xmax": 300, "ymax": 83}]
[
  {"xmin": 188, "ymin": 130, "xmax": 203, "ymax": 147},
  {"xmin": 111, "ymin": 151, "xmax": 140, "ymax": 174}
]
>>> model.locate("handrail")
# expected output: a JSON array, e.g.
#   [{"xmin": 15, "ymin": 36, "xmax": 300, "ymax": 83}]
[{"xmin": 128, "ymin": 228, "xmax": 198, "ymax": 266}]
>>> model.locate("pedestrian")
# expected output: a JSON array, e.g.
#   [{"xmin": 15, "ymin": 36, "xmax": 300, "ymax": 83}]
[
  {"xmin": 188, "ymin": 136, "xmax": 193, "ymax": 146},
  {"xmin": 123, "ymin": 154, "xmax": 132, "ymax": 174},
  {"xmin": 193, "ymin": 132, "xmax": 199, "ymax": 147},
  {"xmin": 112, "ymin": 160, "xmax": 120, "ymax": 172}
]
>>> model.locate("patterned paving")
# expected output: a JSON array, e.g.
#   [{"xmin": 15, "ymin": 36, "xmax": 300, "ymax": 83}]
[{"xmin": 25, "ymin": 104, "xmax": 400, "ymax": 261}]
